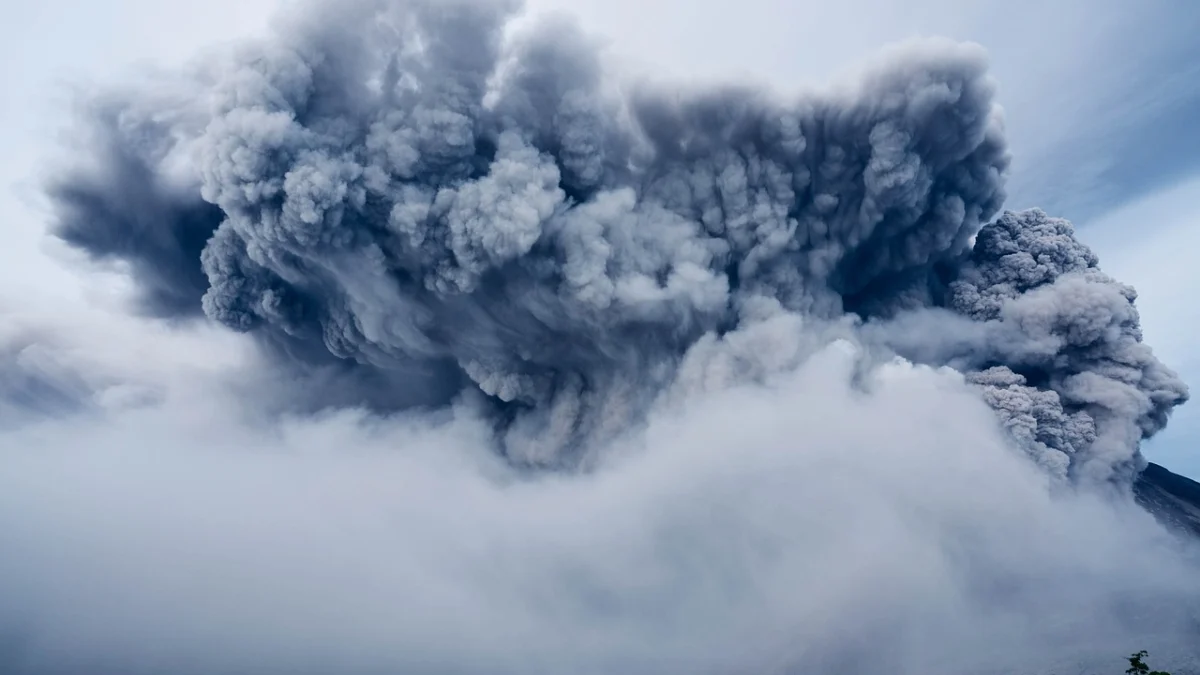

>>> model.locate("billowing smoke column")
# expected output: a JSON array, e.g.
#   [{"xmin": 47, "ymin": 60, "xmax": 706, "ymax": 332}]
[
  {"xmin": 949, "ymin": 211, "xmax": 1189, "ymax": 481},
  {"xmin": 48, "ymin": 0, "xmax": 1185, "ymax": 479}
]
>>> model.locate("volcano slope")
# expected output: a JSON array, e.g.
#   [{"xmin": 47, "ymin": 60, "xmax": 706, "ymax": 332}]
[{"xmin": 1137, "ymin": 463, "xmax": 1200, "ymax": 538}]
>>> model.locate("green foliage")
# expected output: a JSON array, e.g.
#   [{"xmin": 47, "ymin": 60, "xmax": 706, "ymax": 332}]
[{"xmin": 1125, "ymin": 650, "xmax": 1170, "ymax": 675}]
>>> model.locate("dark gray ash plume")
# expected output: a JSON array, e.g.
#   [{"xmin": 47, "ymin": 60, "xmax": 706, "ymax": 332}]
[
  {"xmin": 947, "ymin": 210, "xmax": 1188, "ymax": 482},
  {"xmin": 45, "ymin": 0, "xmax": 1185, "ymax": 479}
]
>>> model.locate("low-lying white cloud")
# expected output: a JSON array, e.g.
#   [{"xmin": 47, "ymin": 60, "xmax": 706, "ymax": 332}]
[{"xmin": 0, "ymin": 303, "xmax": 1197, "ymax": 674}]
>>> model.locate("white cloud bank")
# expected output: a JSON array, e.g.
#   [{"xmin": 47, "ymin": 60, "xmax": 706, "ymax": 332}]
[{"xmin": 0, "ymin": 302, "xmax": 1198, "ymax": 675}]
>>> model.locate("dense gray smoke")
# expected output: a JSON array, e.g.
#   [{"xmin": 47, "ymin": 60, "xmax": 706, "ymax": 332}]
[
  {"xmin": 45, "ymin": 0, "xmax": 1184, "ymax": 476},
  {"xmin": 870, "ymin": 209, "xmax": 1190, "ymax": 481},
  {"xmin": 949, "ymin": 210, "xmax": 1189, "ymax": 481}
]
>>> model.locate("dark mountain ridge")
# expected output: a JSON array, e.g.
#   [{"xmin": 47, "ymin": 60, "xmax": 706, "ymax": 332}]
[{"xmin": 1135, "ymin": 462, "xmax": 1200, "ymax": 538}]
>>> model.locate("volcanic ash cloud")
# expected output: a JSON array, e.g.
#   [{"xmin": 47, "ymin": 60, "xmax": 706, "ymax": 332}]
[{"xmin": 7, "ymin": 4, "xmax": 1197, "ymax": 671}]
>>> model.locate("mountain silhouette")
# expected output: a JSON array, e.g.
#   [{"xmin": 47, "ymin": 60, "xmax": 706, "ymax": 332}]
[{"xmin": 1135, "ymin": 462, "xmax": 1200, "ymax": 538}]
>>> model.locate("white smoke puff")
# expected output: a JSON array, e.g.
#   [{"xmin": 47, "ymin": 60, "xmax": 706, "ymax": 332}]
[
  {"xmin": 436, "ymin": 131, "xmax": 564, "ymax": 292},
  {"xmin": 461, "ymin": 358, "xmax": 545, "ymax": 402},
  {"xmin": 0, "ymin": 298, "xmax": 255, "ymax": 429}
]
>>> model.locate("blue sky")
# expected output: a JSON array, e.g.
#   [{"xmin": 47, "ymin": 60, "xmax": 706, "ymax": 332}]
[{"xmin": 3, "ymin": 0, "xmax": 1200, "ymax": 477}]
